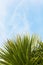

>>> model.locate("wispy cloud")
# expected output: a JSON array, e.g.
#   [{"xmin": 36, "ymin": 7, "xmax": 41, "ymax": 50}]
[
  {"xmin": 8, "ymin": 0, "xmax": 30, "ymax": 35},
  {"xmin": 0, "ymin": 0, "xmax": 43, "ymax": 47}
]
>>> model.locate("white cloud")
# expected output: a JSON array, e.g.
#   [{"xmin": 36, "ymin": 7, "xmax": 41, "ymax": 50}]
[
  {"xmin": 0, "ymin": 1, "xmax": 6, "ymax": 16},
  {"xmin": 9, "ymin": 12, "xmax": 30, "ymax": 35},
  {"xmin": 0, "ymin": 0, "xmax": 7, "ymax": 41},
  {"xmin": 30, "ymin": 0, "xmax": 43, "ymax": 4},
  {"xmin": 7, "ymin": 0, "xmax": 35, "ymax": 36},
  {"xmin": 0, "ymin": 0, "xmax": 43, "ymax": 47},
  {"xmin": 0, "ymin": 21, "xmax": 6, "ymax": 40}
]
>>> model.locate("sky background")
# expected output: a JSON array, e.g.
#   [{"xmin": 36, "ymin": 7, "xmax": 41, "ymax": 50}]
[{"xmin": 0, "ymin": 0, "xmax": 43, "ymax": 47}]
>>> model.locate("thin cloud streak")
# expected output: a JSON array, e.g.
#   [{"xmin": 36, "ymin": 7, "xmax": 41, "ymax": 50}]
[{"xmin": 0, "ymin": 0, "xmax": 43, "ymax": 47}]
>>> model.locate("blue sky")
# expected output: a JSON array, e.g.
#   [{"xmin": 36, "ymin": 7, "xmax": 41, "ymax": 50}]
[{"xmin": 0, "ymin": 0, "xmax": 43, "ymax": 47}]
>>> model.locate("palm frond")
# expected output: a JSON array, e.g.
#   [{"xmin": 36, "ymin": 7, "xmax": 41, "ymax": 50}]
[{"xmin": 0, "ymin": 34, "xmax": 43, "ymax": 65}]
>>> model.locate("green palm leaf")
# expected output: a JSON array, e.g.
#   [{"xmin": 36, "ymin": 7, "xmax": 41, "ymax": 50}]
[{"xmin": 0, "ymin": 34, "xmax": 43, "ymax": 65}]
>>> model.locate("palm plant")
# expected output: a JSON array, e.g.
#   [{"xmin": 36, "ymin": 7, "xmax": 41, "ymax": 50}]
[{"xmin": 0, "ymin": 34, "xmax": 43, "ymax": 65}]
